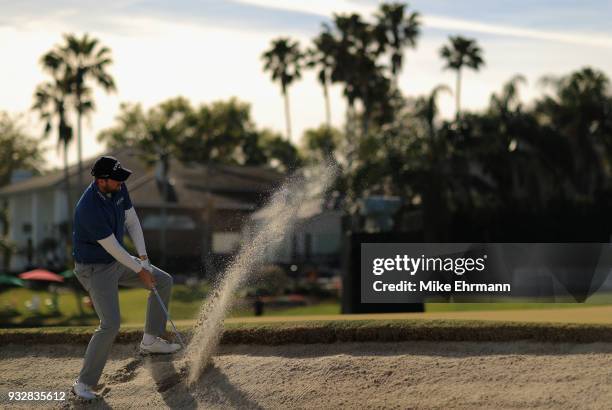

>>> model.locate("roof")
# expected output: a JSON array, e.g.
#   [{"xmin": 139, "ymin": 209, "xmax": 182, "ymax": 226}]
[
  {"xmin": 0, "ymin": 149, "xmax": 123, "ymax": 195},
  {"xmin": 0, "ymin": 147, "xmax": 284, "ymax": 210}
]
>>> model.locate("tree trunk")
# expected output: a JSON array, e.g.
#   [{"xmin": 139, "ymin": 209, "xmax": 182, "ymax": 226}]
[
  {"xmin": 1, "ymin": 200, "xmax": 10, "ymax": 271},
  {"xmin": 77, "ymin": 108, "xmax": 83, "ymax": 192},
  {"xmin": 283, "ymin": 90, "xmax": 292, "ymax": 140},
  {"xmin": 423, "ymin": 169, "xmax": 449, "ymax": 242},
  {"xmin": 63, "ymin": 143, "xmax": 73, "ymax": 263},
  {"xmin": 323, "ymin": 82, "xmax": 331, "ymax": 128},
  {"xmin": 362, "ymin": 96, "xmax": 371, "ymax": 137},
  {"xmin": 345, "ymin": 104, "xmax": 353, "ymax": 140},
  {"xmin": 362, "ymin": 112, "xmax": 369, "ymax": 137},
  {"xmin": 159, "ymin": 153, "xmax": 168, "ymax": 269},
  {"xmin": 456, "ymin": 68, "xmax": 462, "ymax": 118}
]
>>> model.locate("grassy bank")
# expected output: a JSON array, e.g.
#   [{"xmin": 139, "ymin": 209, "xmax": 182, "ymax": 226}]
[{"xmin": 2, "ymin": 319, "xmax": 612, "ymax": 345}]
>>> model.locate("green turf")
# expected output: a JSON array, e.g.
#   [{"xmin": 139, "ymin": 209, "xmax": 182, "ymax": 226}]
[
  {"xmin": 229, "ymin": 301, "xmax": 341, "ymax": 318},
  {"xmin": 425, "ymin": 292, "xmax": 612, "ymax": 312},
  {"xmin": 0, "ymin": 285, "xmax": 208, "ymax": 327},
  {"xmin": 0, "ymin": 284, "xmax": 342, "ymax": 327},
  {"xmin": 3, "ymin": 284, "xmax": 612, "ymax": 328},
  {"xmin": 3, "ymin": 318, "xmax": 612, "ymax": 345}
]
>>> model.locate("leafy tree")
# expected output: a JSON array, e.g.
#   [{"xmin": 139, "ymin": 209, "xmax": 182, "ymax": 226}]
[
  {"xmin": 32, "ymin": 77, "xmax": 74, "ymax": 249},
  {"xmin": 439, "ymin": 35, "xmax": 485, "ymax": 117},
  {"xmin": 99, "ymin": 96, "xmax": 192, "ymax": 267},
  {"xmin": 262, "ymin": 38, "xmax": 304, "ymax": 140},
  {"xmin": 0, "ymin": 112, "xmax": 44, "ymax": 270},
  {"xmin": 307, "ymin": 30, "xmax": 336, "ymax": 127},
  {"xmin": 414, "ymin": 84, "xmax": 452, "ymax": 140},
  {"xmin": 40, "ymin": 33, "xmax": 116, "ymax": 189},
  {"xmin": 536, "ymin": 67, "xmax": 612, "ymax": 197},
  {"xmin": 489, "ymin": 74, "xmax": 527, "ymax": 116},
  {"xmin": 374, "ymin": 2, "xmax": 421, "ymax": 85},
  {"xmin": 409, "ymin": 86, "xmax": 455, "ymax": 239},
  {"xmin": 0, "ymin": 113, "xmax": 44, "ymax": 187},
  {"xmin": 98, "ymin": 97, "xmax": 300, "ymax": 173},
  {"xmin": 258, "ymin": 130, "xmax": 302, "ymax": 173},
  {"xmin": 301, "ymin": 125, "xmax": 342, "ymax": 164},
  {"xmin": 331, "ymin": 13, "xmax": 387, "ymax": 135},
  {"xmin": 184, "ymin": 99, "xmax": 255, "ymax": 164},
  {"xmin": 98, "ymin": 97, "xmax": 191, "ymax": 164},
  {"xmin": 483, "ymin": 75, "xmax": 535, "ymax": 204}
]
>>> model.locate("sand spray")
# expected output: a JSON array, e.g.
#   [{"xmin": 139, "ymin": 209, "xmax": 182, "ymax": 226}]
[{"xmin": 186, "ymin": 163, "xmax": 337, "ymax": 385}]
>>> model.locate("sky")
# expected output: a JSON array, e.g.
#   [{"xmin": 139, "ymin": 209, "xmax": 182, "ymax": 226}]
[{"xmin": 0, "ymin": 0, "xmax": 611, "ymax": 170}]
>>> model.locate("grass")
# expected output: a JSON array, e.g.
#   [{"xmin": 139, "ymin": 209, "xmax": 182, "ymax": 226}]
[
  {"xmin": 425, "ymin": 292, "xmax": 612, "ymax": 312},
  {"xmin": 0, "ymin": 284, "xmax": 339, "ymax": 327},
  {"xmin": 0, "ymin": 285, "xmax": 207, "ymax": 327},
  {"xmin": 2, "ymin": 284, "xmax": 612, "ymax": 328},
  {"xmin": 2, "ymin": 318, "xmax": 612, "ymax": 345},
  {"xmin": 229, "ymin": 301, "xmax": 341, "ymax": 318}
]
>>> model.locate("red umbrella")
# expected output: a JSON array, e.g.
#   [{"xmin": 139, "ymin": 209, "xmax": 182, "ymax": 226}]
[{"xmin": 19, "ymin": 269, "xmax": 65, "ymax": 283}]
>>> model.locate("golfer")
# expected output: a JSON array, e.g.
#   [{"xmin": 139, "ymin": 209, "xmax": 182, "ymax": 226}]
[{"xmin": 71, "ymin": 156, "xmax": 180, "ymax": 400}]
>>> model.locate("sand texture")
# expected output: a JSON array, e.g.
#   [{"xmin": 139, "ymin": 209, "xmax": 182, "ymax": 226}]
[{"xmin": 1, "ymin": 341, "xmax": 612, "ymax": 409}]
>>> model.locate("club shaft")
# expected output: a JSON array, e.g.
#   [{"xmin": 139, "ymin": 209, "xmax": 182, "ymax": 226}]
[{"xmin": 152, "ymin": 286, "xmax": 185, "ymax": 347}]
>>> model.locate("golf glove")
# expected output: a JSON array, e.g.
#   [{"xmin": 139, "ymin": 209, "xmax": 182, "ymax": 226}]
[
  {"xmin": 131, "ymin": 255, "xmax": 153, "ymax": 272},
  {"xmin": 141, "ymin": 258, "xmax": 153, "ymax": 272}
]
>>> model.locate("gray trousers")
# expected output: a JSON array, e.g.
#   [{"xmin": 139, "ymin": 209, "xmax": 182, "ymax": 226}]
[{"xmin": 74, "ymin": 260, "xmax": 173, "ymax": 386}]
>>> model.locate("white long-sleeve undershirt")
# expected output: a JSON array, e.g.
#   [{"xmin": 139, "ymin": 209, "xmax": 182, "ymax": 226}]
[
  {"xmin": 124, "ymin": 207, "xmax": 147, "ymax": 257},
  {"xmin": 97, "ymin": 234, "xmax": 142, "ymax": 272}
]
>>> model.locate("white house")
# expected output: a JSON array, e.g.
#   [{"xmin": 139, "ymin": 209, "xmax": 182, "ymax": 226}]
[
  {"xmin": 0, "ymin": 166, "xmax": 84, "ymax": 271},
  {"xmin": 243, "ymin": 207, "xmax": 344, "ymax": 268}
]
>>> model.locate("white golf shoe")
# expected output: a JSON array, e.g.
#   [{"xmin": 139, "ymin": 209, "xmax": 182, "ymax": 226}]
[
  {"xmin": 72, "ymin": 380, "xmax": 97, "ymax": 400},
  {"xmin": 140, "ymin": 337, "xmax": 181, "ymax": 354}
]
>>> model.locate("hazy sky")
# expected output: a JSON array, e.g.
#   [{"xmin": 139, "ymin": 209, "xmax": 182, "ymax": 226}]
[{"xmin": 1, "ymin": 0, "xmax": 611, "ymax": 170}]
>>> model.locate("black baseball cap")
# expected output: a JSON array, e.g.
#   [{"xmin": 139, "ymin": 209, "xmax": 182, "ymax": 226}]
[{"xmin": 91, "ymin": 156, "xmax": 132, "ymax": 181}]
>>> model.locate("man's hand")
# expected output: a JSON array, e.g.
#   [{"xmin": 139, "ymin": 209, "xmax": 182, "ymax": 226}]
[
  {"xmin": 139, "ymin": 255, "xmax": 152, "ymax": 272},
  {"xmin": 138, "ymin": 268, "xmax": 156, "ymax": 289}
]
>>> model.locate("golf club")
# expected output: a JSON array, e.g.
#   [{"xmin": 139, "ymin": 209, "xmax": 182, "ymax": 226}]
[{"xmin": 152, "ymin": 285, "xmax": 186, "ymax": 348}]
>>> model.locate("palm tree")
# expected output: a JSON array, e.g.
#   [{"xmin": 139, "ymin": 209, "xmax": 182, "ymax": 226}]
[
  {"xmin": 536, "ymin": 67, "xmax": 612, "ymax": 196},
  {"xmin": 414, "ymin": 85, "xmax": 452, "ymax": 240},
  {"xmin": 307, "ymin": 29, "xmax": 336, "ymax": 127},
  {"xmin": 490, "ymin": 74, "xmax": 527, "ymax": 117},
  {"xmin": 374, "ymin": 2, "xmax": 421, "ymax": 86},
  {"xmin": 32, "ymin": 78, "xmax": 74, "ymax": 251},
  {"xmin": 41, "ymin": 33, "xmax": 116, "ymax": 190},
  {"xmin": 486, "ymin": 75, "xmax": 533, "ymax": 203},
  {"xmin": 331, "ymin": 13, "xmax": 392, "ymax": 136},
  {"xmin": 439, "ymin": 36, "xmax": 485, "ymax": 117},
  {"xmin": 415, "ymin": 84, "xmax": 452, "ymax": 141},
  {"xmin": 99, "ymin": 97, "xmax": 192, "ymax": 268},
  {"xmin": 262, "ymin": 38, "xmax": 304, "ymax": 140}
]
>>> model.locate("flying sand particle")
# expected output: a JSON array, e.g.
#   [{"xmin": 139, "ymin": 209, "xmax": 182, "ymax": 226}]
[{"xmin": 185, "ymin": 163, "xmax": 338, "ymax": 385}]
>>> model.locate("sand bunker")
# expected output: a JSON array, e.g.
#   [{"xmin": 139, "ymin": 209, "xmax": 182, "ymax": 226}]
[{"xmin": 2, "ymin": 341, "xmax": 612, "ymax": 409}]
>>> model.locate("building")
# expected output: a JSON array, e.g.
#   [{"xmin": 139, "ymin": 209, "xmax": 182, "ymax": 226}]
[
  {"xmin": 244, "ymin": 201, "xmax": 344, "ymax": 273},
  {"xmin": 0, "ymin": 147, "xmax": 283, "ymax": 275}
]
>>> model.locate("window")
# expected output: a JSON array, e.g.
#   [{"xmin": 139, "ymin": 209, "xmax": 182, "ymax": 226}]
[
  {"xmin": 212, "ymin": 232, "xmax": 241, "ymax": 254},
  {"xmin": 141, "ymin": 214, "xmax": 196, "ymax": 230}
]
